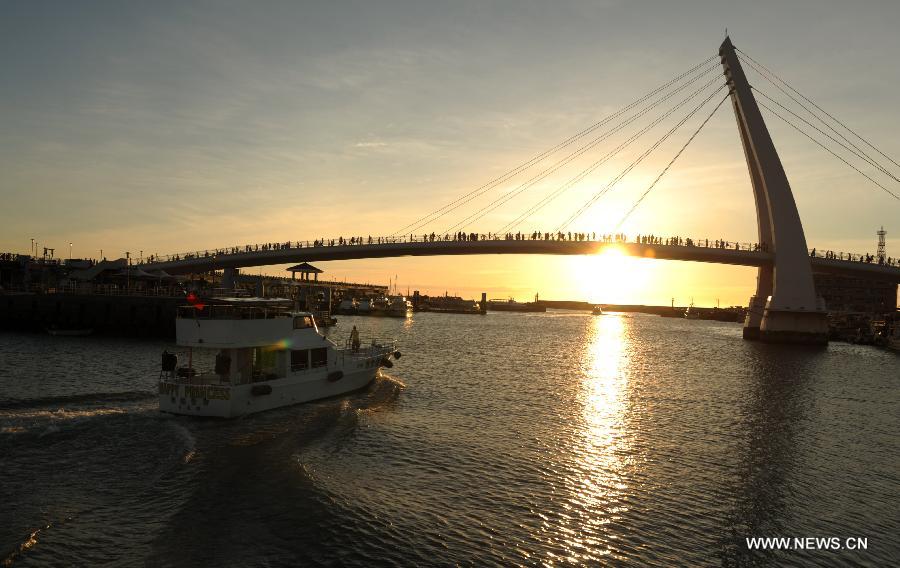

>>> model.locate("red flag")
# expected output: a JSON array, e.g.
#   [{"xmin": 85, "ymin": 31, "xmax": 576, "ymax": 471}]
[{"xmin": 186, "ymin": 292, "xmax": 205, "ymax": 311}]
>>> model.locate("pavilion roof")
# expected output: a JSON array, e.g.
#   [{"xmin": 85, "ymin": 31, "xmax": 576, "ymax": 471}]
[{"xmin": 286, "ymin": 262, "xmax": 323, "ymax": 274}]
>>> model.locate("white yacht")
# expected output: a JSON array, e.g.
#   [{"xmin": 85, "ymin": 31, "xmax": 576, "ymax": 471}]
[
  {"xmin": 370, "ymin": 296, "xmax": 390, "ymax": 316},
  {"xmin": 158, "ymin": 298, "xmax": 400, "ymax": 418},
  {"xmin": 386, "ymin": 295, "xmax": 412, "ymax": 317}
]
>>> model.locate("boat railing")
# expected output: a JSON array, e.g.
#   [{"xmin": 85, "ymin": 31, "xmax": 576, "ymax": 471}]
[
  {"xmin": 176, "ymin": 305, "xmax": 292, "ymax": 320},
  {"xmin": 337, "ymin": 337, "xmax": 395, "ymax": 357},
  {"xmin": 163, "ymin": 367, "xmax": 281, "ymax": 385},
  {"xmin": 164, "ymin": 370, "xmax": 230, "ymax": 386}
]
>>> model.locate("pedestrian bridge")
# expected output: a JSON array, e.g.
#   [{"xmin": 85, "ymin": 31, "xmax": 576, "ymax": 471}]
[{"xmin": 139, "ymin": 237, "xmax": 900, "ymax": 282}]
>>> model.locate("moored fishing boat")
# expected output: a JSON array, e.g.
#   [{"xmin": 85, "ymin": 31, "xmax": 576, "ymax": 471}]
[
  {"xmin": 418, "ymin": 294, "xmax": 482, "ymax": 314},
  {"xmin": 684, "ymin": 301, "xmax": 700, "ymax": 319},
  {"xmin": 386, "ymin": 295, "xmax": 412, "ymax": 317},
  {"xmin": 487, "ymin": 298, "xmax": 546, "ymax": 313},
  {"xmin": 158, "ymin": 297, "xmax": 400, "ymax": 418},
  {"xmin": 370, "ymin": 296, "xmax": 390, "ymax": 316}
]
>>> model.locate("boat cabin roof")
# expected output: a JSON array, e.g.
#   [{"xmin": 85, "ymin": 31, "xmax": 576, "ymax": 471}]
[
  {"xmin": 210, "ymin": 296, "xmax": 292, "ymax": 305},
  {"xmin": 175, "ymin": 306, "xmax": 321, "ymax": 348},
  {"xmin": 177, "ymin": 297, "xmax": 307, "ymax": 321}
]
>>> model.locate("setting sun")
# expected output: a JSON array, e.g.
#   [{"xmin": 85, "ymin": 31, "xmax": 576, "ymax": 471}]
[{"xmin": 570, "ymin": 246, "xmax": 654, "ymax": 305}]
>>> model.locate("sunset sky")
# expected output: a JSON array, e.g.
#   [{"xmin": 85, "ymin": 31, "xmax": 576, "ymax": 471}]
[{"xmin": 2, "ymin": 0, "xmax": 898, "ymax": 306}]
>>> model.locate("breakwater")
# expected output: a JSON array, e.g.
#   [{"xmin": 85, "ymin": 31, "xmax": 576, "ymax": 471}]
[{"xmin": 0, "ymin": 293, "xmax": 183, "ymax": 337}]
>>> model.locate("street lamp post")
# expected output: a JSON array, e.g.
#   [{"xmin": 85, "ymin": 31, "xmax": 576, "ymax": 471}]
[{"xmin": 69, "ymin": 242, "xmax": 73, "ymax": 261}]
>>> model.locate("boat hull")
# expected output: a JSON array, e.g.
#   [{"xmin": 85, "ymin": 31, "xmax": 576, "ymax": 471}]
[{"xmin": 159, "ymin": 366, "xmax": 380, "ymax": 418}]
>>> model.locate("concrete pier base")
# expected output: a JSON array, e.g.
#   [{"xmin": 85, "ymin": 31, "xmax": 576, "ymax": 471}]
[
  {"xmin": 222, "ymin": 267, "xmax": 239, "ymax": 289},
  {"xmin": 742, "ymin": 295, "xmax": 766, "ymax": 340},
  {"xmin": 743, "ymin": 295, "xmax": 829, "ymax": 345},
  {"xmin": 759, "ymin": 308, "xmax": 829, "ymax": 345}
]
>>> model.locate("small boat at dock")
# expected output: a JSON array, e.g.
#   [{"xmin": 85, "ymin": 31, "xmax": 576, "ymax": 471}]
[
  {"xmin": 386, "ymin": 295, "xmax": 412, "ymax": 317},
  {"xmin": 684, "ymin": 301, "xmax": 700, "ymax": 320}
]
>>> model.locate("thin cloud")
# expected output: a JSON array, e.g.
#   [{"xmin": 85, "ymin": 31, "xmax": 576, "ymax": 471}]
[{"xmin": 354, "ymin": 141, "xmax": 389, "ymax": 148}]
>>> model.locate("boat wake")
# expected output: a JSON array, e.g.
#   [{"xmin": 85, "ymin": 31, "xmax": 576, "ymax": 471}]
[
  {"xmin": 0, "ymin": 391, "xmax": 158, "ymax": 442},
  {"xmin": 0, "ymin": 390, "xmax": 155, "ymax": 412}
]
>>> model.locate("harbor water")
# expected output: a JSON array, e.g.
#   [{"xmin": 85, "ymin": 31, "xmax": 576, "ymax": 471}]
[{"xmin": 1, "ymin": 312, "xmax": 897, "ymax": 566}]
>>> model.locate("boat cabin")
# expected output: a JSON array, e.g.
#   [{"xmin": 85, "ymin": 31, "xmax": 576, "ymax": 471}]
[{"xmin": 170, "ymin": 298, "xmax": 338, "ymax": 386}]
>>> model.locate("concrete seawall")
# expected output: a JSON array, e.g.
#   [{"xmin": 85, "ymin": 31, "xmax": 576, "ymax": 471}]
[{"xmin": 0, "ymin": 294, "xmax": 183, "ymax": 337}]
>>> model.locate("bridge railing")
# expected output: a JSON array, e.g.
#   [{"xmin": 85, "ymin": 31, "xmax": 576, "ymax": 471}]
[
  {"xmin": 138, "ymin": 233, "xmax": 896, "ymax": 268},
  {"xmin": 808, "ymin": 248, "xmax": 896, "ymax": 266}
]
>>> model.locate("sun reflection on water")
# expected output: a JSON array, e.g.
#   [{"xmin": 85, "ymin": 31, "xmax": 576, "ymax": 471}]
[{"xmin": 557, "ymin": 314, "xmax": 632, "ymax": 563}]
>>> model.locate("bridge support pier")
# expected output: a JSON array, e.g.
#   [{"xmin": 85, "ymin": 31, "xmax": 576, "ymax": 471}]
[
  {"xmin": 742, "ymin": 294, "xmax": 765, "ymax": 340},
  {"xmin": 744, "ymin": 294, "xmax": 828, "ymax": 344},
  {"xmin": 222, "ymin": 267, "xmax": 238, "ymax": 290},
  {"xmin": 721, "ymin": 36, "xmax": 828, "ymax": 345},
  {"xmin": 759, "ymin": 303, "xmax": 828, "ymax": 344}
]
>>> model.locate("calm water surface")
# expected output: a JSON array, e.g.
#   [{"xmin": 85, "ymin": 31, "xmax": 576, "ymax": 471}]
[{"xmin": 1, "ymin": 311, "xmax": 897, "ymax": 566}]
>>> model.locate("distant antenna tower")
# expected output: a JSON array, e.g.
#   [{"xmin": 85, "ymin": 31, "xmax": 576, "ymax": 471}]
[{"xmin": 877, "ymin": 226, "xmax": 886, "ymax": 263}]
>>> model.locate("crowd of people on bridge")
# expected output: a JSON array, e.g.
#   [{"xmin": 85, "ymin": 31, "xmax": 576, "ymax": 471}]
[
  {"xmin": 142, "ymin": 232, "xmax": 898, "ymax": 268},
  {"xmin": 810, "ymin": 248, "xmax": 894, "ymax": 266}
]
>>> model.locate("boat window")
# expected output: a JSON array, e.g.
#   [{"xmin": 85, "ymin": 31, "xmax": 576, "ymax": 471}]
[
  {"xmin": 293, "ymin": 316, "xmax": 314, "ymax": 329},
  {"xmin": 291, "ymin": 349, "xmax": 309, "ymax": 371},
  {"xmin": 311, "ymin": 347, "xmax": 328, "ymax": 368}
]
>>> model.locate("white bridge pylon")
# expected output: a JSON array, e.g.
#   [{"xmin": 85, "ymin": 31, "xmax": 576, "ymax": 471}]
[{"xmin": 720, "ymin": 37, "xmax": 828, "ymax": 344}]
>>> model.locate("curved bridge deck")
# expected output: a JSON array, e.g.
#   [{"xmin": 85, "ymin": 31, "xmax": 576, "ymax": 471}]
[{"xmin": 140, "ymin": 239, "xmax": 900, "ymax": 282}]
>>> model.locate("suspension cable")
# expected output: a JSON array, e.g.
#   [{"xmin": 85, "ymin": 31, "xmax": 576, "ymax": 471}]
[
  {"xmin": 389, "ymin": 54, "xmax": 718, "ymax": 237},
  {"xmin": 738, "ymin": 53, "xmax": 900, "ymax": 185},
  {"xmin": 737, "ymin": 53, "xmax": 894, "ymax": 178},
  {"xmin": 615, "ymin": 94, "xmax": 730, "ymax": 229},
  {"xmin": 437, "ymin": 63, "xmax": 721, "ymax": 235},
  {"xmin": 555, "ymin": 85, "xmax": 728, "ymax": 232},
  {"xmin": 497, "ymin": 75, "xmax": 725, "ymax": 234},
  {"xmin": 736, "ymin": 47, "xmax": 900, "ymax": 172},
  {"xmin": 754, "ymin": 88, "xmax": 900, "ymax": 184},
  {"xmin": 757, "ymin": 100, "xmax": 899, "ymax": 200},
  {"xmin": 445, "ymin": 71, "xmax": 725, "ymax": 234}
]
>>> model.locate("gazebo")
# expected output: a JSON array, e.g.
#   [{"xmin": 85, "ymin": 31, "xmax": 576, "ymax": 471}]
[{"xmin": 286, "ymin": 262, "xmax": 323, "ymax": 281}]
